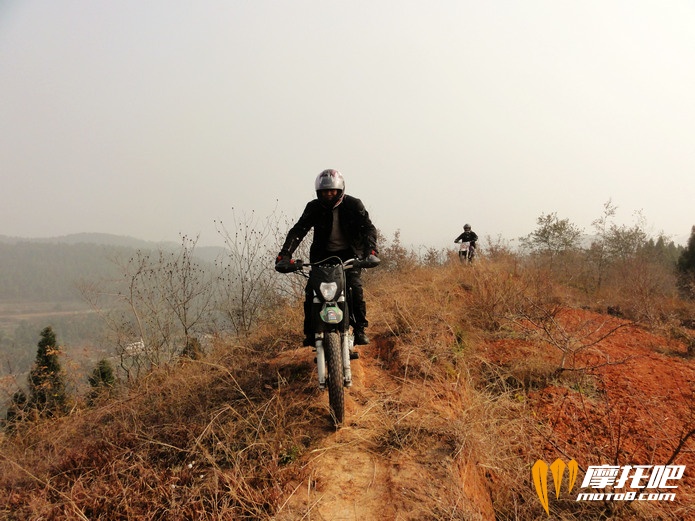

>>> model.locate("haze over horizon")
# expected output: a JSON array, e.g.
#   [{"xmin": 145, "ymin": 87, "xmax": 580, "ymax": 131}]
[{"xmin": 2, "ymin": 2, "xmax": 694, "ymax": 250}]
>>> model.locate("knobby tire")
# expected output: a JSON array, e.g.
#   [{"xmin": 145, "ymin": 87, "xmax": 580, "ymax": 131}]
[{"xmin": 325, "ymin": 332, "xmax": 345, "ymax": 424}]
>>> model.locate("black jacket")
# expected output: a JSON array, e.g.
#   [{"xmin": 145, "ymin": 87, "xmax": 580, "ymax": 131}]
[
  {"xmin": 281, "ymin": 194, "xmax": 377, "ymax": 261},
  {"xmin": 455, "ymin": 231, "xmax": 478, "ymax": 245}
]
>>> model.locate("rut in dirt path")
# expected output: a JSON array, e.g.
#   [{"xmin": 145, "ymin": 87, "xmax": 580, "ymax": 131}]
[{"xmin": 271, "ymin": 340, "xmax": 496, "ymax": 521}]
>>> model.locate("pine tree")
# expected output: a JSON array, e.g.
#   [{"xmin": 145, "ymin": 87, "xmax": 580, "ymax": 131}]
[
  {"xmin": 27, "ymin": 326, "xmax": 68, "ymax": 417},
  {"xmin": 677, "ymin": 226, "xmax": 695, "ymax": 298},
  {"xmin": 677, "ymin": 226, "xmax": 695, "ymax": 273}
]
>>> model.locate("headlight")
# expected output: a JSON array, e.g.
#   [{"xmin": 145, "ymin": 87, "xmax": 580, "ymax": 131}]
[{"xmin": 319, "ymin": 282, "xmax": 338, "ymax": 301}]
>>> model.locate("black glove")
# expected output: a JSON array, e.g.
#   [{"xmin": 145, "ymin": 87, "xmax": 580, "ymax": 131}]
[
  {"xmin": 275, "ymin": 250, "xmax": 295, "ymax": 273},
  {"xmin": 359, "ymin": 250, "xmax": 381, "ymax": 269}
]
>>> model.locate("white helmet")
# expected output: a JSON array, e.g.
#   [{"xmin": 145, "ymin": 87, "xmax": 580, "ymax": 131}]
[
  {"xmin": 315, "ymin": 169, "xmax": 345, "ymax": 207},
  {"xmin": 315, "ymin": 169, "xmax": 345, "ymax": 192}
]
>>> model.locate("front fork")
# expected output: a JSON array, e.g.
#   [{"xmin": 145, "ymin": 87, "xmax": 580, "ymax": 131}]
[
  {"xmin": 314, "ymin": 332, "xmax": 353, "ymax": 389},
  {"xmin": 342, "ymin": 332, "xmax": 353, "ymax": 388},
  {"xmin": 315, "ymin": 336, "xmax": 327, "ymax": 389}
]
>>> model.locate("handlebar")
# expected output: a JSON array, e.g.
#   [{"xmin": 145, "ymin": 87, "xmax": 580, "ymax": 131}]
[{"xmin": 275, "ymin": 254, "xmax": 381, "ymax": 273}]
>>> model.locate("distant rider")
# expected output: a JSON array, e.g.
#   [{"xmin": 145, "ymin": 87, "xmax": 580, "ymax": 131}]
[
  {"xmin": 454, "ymin": 223, "xmax": 478, "ymax": 262},
  {"xmin": 275, "ymin": 169, "xmax": 379, "ymax": 348}
]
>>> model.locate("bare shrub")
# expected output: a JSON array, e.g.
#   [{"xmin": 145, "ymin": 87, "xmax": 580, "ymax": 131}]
[
  {"xmin": 215, "ymin": 210, "xmax": 282, "ymax": 336},
  {"xmin": 510, "ymin": 300, "xmax": 632, "ymax": 372},
  {"xmin": 600, "ymin": 255, "xmax": 680, "ymax": 327},
  {"xmin": 79, "ymin": 235, "xmax": 216, "ymax": 382},
  {"xmin": 465, "ymin": 261, "xmax": 525, "ymax": 331},
  {"xmin": 519, "ymin": 212, "xmax": 583, "ymax": 282},
  {"xmin": 378, "ymin": 230, "xmax": 418, "ymax": 273},
  {"xmin": 419, "ymin": 245, "xmax": 447, "ymax": 266},
  {"xmin": 482, "ymin": 234, "xmax": 517, "ymax": 263}
]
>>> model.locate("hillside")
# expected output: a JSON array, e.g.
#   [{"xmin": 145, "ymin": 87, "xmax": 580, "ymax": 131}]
[
  {"xmin": 1, "ymin": 259, "xmax": 694, "ymax": 520},
  {"xmin": 0, "ymin": 235, "xmax": 227, "ymax": 385},
  {"xmin": 0, "ymin": 233, "xmax": 173, "ymax": 249},
  {"xmin": 0, "ymin": 234, "xmax": 225, "ymax": 303}
]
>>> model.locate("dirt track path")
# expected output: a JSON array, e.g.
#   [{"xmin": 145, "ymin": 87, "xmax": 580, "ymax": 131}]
[
  {"xmin": 271, "ymin": 342, "xmax": 495, "ymax": 521},
  {"xmin": 273, "ymin": 346, "xmax": 402, "ymax": 520}
]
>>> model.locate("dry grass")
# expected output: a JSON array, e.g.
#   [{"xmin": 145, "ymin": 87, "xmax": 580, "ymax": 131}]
[
  {"xmin": 1, "ymin": 255, "xmax": 693, "ymax": 520},
  {"xmin": 0, "ymin": 336, "xmax": 317, "ymax": 519}
]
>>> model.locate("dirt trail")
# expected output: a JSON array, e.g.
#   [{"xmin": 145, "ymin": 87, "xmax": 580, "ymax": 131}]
[
  {"xmin": 271, "ymin": 342, "xmax": 495, "ymax": 521},
  {"xmin": 280, "ymin": 362, "xmax": 397, "ymax": 519}
]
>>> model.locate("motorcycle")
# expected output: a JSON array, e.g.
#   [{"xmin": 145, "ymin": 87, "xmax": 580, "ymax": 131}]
[
  {"xmin": 457, "ymin": 241, "xmax": 475, "ymax": 263},
  {"xmin": 276, "ymin": 254, "xmax": 380, "ymax": 424}
]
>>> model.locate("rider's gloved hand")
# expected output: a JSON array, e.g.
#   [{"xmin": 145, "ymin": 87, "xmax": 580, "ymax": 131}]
[
  {"xmin": 275, "ymin": 250, "xmax": 295, "ymax": 273},
  {"xmin": 360, "ymin": 249, "xmax": 381, "ymax": 268}
]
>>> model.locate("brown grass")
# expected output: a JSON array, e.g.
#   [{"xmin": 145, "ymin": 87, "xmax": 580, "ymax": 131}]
[{"xmin": 2, "ymin": 255, "xmax": 694, "ymax": 520}]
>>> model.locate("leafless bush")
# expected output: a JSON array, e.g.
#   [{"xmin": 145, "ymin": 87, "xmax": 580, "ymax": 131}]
[
  {"xmin": 600, "ymin": 255, "xmax": 680, "ymax": 326},
  {"xmin": 80, "ymin": 235, "xmax": 215, "ymax": 382},
  {"xmin": 482, "ymin": 234, "xmax": 517, "ymax": 263},
  {"xmin": 511, "ymin": 303, "xmax": 632, "ymax": 372},
  {"xmin": 215, "ymin": 206, "xmax": 317, "ymax": 336},
  {"xmin": 465, "ymin": 261, "xmax": 526, "ymax": 331},
  {"xmin": 418, "ymin": 245, "xmax": 447, "ymax": 266},
  {"xmin": 215, "ymin": 209, "xmax": 284, "ymax": 336},
  {"xmin": 378, "ymin": 230, "xmax": 418, "ymax": 273}
]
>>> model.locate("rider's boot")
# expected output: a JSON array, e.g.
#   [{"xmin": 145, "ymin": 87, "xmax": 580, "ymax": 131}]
[{"xmin": 354, "ymin": 328, "xmax": 369, "ymax": 346}]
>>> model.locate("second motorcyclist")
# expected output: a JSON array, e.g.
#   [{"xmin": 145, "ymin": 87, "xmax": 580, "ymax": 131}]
[{"xmin": 454, "ymin": 223, "xmax": 479, "ymax": 262}]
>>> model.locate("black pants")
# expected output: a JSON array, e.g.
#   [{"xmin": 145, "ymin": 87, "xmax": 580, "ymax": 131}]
[{"xmin": 303, "ymin": 250, "xmax": 368, "ymax": 337}]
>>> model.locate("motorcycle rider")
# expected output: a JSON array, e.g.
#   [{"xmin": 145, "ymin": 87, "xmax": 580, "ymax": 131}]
[
  {"xmin": 454, "ymin": 223, "xmax": 478, "ymax": 261},
  {"xmin": 275, "ymin": 169, "xmax": 379, "ymax": 348}
]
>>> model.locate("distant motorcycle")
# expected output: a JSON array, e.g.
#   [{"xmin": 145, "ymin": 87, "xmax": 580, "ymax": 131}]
[
  {"xmin": 457, "ymin": 241, "xmax": 475, "ymax": 263},
  {"xmin": 276, "ymin": 254, "xmax": 380, "ymax": 424}
]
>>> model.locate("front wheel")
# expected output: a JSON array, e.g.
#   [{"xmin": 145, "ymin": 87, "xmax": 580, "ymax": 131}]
[{"xmin": 325, "ymin": 331, "xmax": 345, "ymax": 424}]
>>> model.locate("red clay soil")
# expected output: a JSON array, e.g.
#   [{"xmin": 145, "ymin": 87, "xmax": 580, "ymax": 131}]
[{"xmin": 484, "ymin": 308, "xmax": 695, "ymax": 515}]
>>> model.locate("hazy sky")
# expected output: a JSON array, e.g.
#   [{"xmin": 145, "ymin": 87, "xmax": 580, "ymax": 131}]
[{"xmin": 1, "ymin": 1, "xmax": 693, "ymax": 251}]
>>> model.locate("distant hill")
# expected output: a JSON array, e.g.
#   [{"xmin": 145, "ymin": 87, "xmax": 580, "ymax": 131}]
[
  {"xmin": 0, "ymin": 232, "xmax": 175, "ymax": 249},
  {"xmin": 0, "ymin": 234, "xmax": 226, "ymax": 303}
]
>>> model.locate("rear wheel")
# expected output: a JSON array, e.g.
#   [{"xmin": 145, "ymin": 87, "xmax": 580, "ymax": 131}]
[{"xmin": 325, "ymin": 331, "xmax": 345, "ymax": 424}]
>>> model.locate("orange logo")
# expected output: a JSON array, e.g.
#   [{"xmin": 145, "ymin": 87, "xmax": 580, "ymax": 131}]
[{"xmin": 532, "ymin": 459, "xmax": 579, "ymax": 515}]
